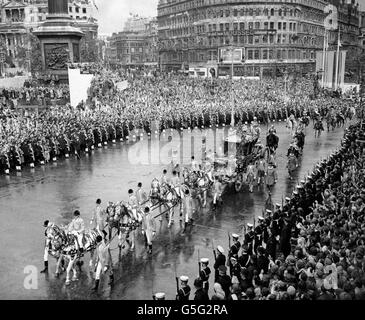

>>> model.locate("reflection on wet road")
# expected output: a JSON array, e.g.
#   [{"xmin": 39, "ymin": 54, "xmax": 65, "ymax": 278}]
[{"xmin": 0, "ymin": 122, "xmax": 345, "ymax": 299}]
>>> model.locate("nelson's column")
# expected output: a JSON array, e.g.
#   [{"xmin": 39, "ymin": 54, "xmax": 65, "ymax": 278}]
[{"xmin": 33, "ymin": 0, "xmax": 84, "ymax": 81}]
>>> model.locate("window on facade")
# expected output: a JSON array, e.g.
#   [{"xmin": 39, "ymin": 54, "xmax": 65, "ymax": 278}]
[
  {"xmin": 131, "ymin": 48, "xmax": 135, "ymax": 53},
  {"xmin": 240, "ymin": 9, "xmax": 245, "ymax": 16},
  {"xmin": 225, "ymin": 23, "xmax": 229, "ymax": 31},
  {"xmin": 249, "ymin": 9, "xmax": 253, "ymax": 16},
  {"xmin": 293, "ymin": 23, "xmax": 296, "ymax": 31},
  {"xmin": 240, "ymin": 35, "xmax": 245, "ymax": 43},
  {"xmin": 263, "ymin": 34, "xmax": 268, "ymax": 43},
  {"xmin": 220, "ymin": 23, "xmax": 223, "ymax": 31},
  {"xmin": 83, "ymin": 8, "xmax": 87, "ymax": 14},
  {"xmin": 264, "ymin": 22, "xmax": 268, "ymax": 29},
  {"xmin": 283, "ymin": 22, "xmax": 286, "ymax": 31},
  {"xmin": 226, "ymin": 10, "xmax": 230, "ymax": 17},
  {"xmin": 282, "ymin": 50, "xmax": 287, "ymax": 59},
  {"xmin": 220, "ymin": 10, "xmax": 223, "ymax": 17},
  {"xmin": 262, "ymin": 49, "xmax": 268, "ymax": 59},
  {"xmin": 277, "ymin": 50, "xmax": 281, "ymax": 59},
  {"xmin": 278, "ymin": 22, "xmax": 281, "ymax": 30},
  {"xmin": 282, "ymin": 35, "xmax": 286, "ymax": 43},
  {"xmin": 233, "ymin": 35, "xmax": 238, "ymax": 43},
  {"xmin": 254, "ymin": 36, "xmax": 259, "ymax": 44},
  {"xmin": 75, "ymin": 7, "xmax": 79, "ymax": 13},
  {"xmin": 240, "ymin": 22, "xmax": 244, "ymax": 30},
  {"xmin": 249, "ymin": 22, "xmax": 253, "ymax": 29},
  {"xmin": 264, "ymin": 8, "xmax": 268, "ymax": 16},
  {"xmin": 277, "ymin": 34, "xmax": 281, "ymax": 43},
  {"xmin": 233, "ymin": 23, "xmax": 238, "ymax": 30},
  {"xmin": 234, "ymin": 9, "xmax": 238, "ymax": 17},
  {"xmin": 248, "ymin": 49, "xmax": 253, "ymax": 59},
  {"xmin": 255, "ymin": 22, "xmax": 260, "ymax": 29},
  {"xmin": 254, "ymin": 49, "xmax": 259, "ymax": 59},
  {"xmin": 213, "ymin": 24, "xmax": 216, "ymax": 31},
  {"xmin": 279, "ymin": 9, "xmax": 282, "ymax": 16},
  {"xmin": 269, "ymin": 34, "xmax": 274, "ymax": 43},
  {"xmin": 248, "ymin": 35, "xmax": 253, "ymax": 44},
  {"xmin": 270, "ymin": 22, "xmax": 274, "ymax": 29},
  {"xmin": 289, "ymin": 23, "xmax": 292, "ymax": 31},
  {"xmin": 270, "ymin": 9, "xmax": 274, "ymax": 16},
  {"xmin": 269, "ymin": 49, "xmax": 273, "ymax": 59}
]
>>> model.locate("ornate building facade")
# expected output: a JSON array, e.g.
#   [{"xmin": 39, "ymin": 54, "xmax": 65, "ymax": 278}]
[
  {"xmin": 108, "ymin": 17, "xmax": 158, "ymax": 68},
  {"xmin": 0, "ymin": 0, "xmax": 98, "ymax": 68},
  {"xmin": 157, "ymin": 0, "xmax": 360, "ymax": 77}
]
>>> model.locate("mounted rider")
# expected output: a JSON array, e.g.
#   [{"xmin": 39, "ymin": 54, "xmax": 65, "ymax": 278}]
[
  {"xmin": 128, "ymin": 189, "xmax": 139, "ymax": 221},
  {"xmin": 136, "ymin": 182, "xmax": 148, "ymax": 206},
  {"xmin": 67, "ymin": 210, "xmax": 85, "ymax": 252}
]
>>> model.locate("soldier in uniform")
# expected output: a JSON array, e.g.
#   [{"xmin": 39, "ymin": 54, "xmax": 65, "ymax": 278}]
[
  {"xmin": 199, "ymin": 258, "xmax": 211, "ymax": 293},
  {"xmin": 127, "ymin": 189, "xmax": 139, "ymax": 251},
  {"xmin": 92, "ymin": 235, "xmax": 113, "ymax": 292},
  {"xmin": 160, "ymin": 169, "xmax": 170, "ymax": 185},
  {"xmin": 212, "ymin": 176, "xmax": 223, "ymax": 210},
  {"xmin": 230, "ymin": 256, "xmax": 241, "ymax": 282},
  {"xmin": 228, "ymin": 233, "xmax": 241, "ymax": 273},
  {"xmin": 176, "ymin": 276, "xmax": 191, "ymax": 301},
  {"xmin": 214, "ymin": 245, "xmax": 226, "ymax": 282},
  {"xmin": 40, "ymin": 220, "xmax": 54, "ymax": 273},
  {"xmin": 182, "ymin": 189, "xmax": 193, "ymax": 234},
  {"xmin": 244, "ymin": 223, "xmax": 255, "ymax": 255},
  {"xmin": 67, "ymin": 210, "xmax": 85, "ymax": 252},
  {"xmin": 141, "ymin": 207, "xmax": 156, "ymax": 254},
  {"xmin": 193, "ymin": 278, "xmax": 210, "ymax": 301},
  {"xmin": 91, "ymin": 198, "xmax": 105, "ymax": 236},
  {"xmin": 238, "ymin": 244, "xmax": 250, "ymax": 269}
]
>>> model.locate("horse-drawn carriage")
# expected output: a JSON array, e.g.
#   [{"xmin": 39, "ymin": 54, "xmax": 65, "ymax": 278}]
[{"xmin": 214, "ymin": 129, "xmax": 263, "ymax": 193}]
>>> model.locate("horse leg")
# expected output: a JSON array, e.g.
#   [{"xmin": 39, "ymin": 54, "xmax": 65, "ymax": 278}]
[
  {"xmin": 72, "ymin": 259, "xmax": 79, "ymax": 282},
  {"xmin": 202, "ymin": 190, "xmax": 207, "ymax": 208},
  {"xmin": 55, "ymin": 256, "xmax": 62, "ymax": 278}
]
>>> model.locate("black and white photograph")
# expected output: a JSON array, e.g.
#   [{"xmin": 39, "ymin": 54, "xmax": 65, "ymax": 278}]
[{"xmin": 0, "ymin": 0, "xmax": 365, "ymax": 306}]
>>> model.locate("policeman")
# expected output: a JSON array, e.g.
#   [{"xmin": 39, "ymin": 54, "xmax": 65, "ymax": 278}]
[
  {"xmin": 92, "ymin": 235, "xmax": 113, "ymax": 292},
  {"xmin": 214, "ymin": 245, "xmax": 226, "ymax": 282},
  {"xmin": 176, "ymin": 276, "xmax": 191, "ymax": 301},
  {"xmin": 68, "ymin": 210, "xmax": 85, "ymax": 252},
  {"xmin": 199, "ymin": 258, "xmax": 211, "ymax": 293}
]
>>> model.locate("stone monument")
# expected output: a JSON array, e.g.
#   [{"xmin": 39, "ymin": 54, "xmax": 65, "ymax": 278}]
[{"xmin": 33, "ymin": 0, "xmax": 84, "ymax": 81}]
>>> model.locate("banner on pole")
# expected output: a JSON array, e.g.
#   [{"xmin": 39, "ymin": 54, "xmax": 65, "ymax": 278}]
[{"xmin": 316, "ymin": 50, "xmax": 346, "ymax": 89}]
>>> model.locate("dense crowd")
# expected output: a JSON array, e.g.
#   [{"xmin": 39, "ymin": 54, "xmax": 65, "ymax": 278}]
[
  {"xmin": 0, "ymin": 71, "xmax": 360, "ymax": 173},
  {"xmin": 195, "ymin": 122, "xmax": 365, "ymax": 301}
]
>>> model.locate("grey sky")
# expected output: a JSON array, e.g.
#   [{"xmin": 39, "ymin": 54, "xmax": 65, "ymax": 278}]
[{"xmin": 95, "ymin": 0, "xmax": 365, "ymax": 36}]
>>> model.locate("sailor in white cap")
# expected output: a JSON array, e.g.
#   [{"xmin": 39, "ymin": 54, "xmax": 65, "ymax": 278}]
[
  {"xmin": 275, "ymin": 203, "xmax": 281, "ymax": 210},
  {"xmin": 214, "ymin": 246, "xmax": 226, "ymax": 282},
  {"xmin": 176, "ymin": 276, "xmax": 191, "ymax": 301},
  {"xmin": 228, "ymin": 234, "xmax": 241, "ymax": 273},
  {"xmin": 266, "ymin": 209, "xmax": 273, "ymax": 217},
  {"xmin": 244, "ymin": 223, "xmax": 255, "ymax": 255},
  {"xmin": 199, "ymin": 258, "xmax": 211, "ymax": 292},
  {"xmin": 285, "ymin": 197, "xmax": 291, "ymax": 202},
  {"xmin": 153, "ymin": 292, "xmax": 166, "ymax": 300}
]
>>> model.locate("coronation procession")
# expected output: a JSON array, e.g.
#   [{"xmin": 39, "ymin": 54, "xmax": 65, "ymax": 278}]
[{"xmin": 1, "ymin": 0, "xmax": 365, "ymax": 303}]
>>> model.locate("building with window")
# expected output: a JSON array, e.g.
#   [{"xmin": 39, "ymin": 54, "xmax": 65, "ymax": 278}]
[
  {"xmin": 359, "ymin": 11, "xmax": 365, "ymax": 50},
  {"xmin": 108, "ymin": 17, "xmax": 159, "ymax": 68},
  {"xmin": 0, "ymin": 0, "xmax": 98, "ymax": 67},
  {"xmin": 157, "ymin": 0, "xmax": 360, "ymax": 77}
]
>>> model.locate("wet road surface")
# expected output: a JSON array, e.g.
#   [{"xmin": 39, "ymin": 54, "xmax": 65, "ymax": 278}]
[{"xmin": 0, "ymin": 122, "xmax": 346, "ymax": 300}]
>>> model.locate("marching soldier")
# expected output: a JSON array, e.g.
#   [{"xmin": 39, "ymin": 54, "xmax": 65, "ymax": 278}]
[
  {"xmin": 254, "ymin": 216, "xmax": 265, "ymax": 253},
  {"xmin": 141, "ymin": 207, "xmax": 156, "ymax": 254},
  {"xmin": 199, "ymin": 258, "xmax": 211, "ymax": 293},
  {"xmin": 230, "ymin": 256, "xmax": 241, "ymax": 282},
  {"xmin": 244, "ymin": 223, "xmax": 255, "ymax": 255},
  {"xmin": 92, "ymin": 235, "xmax": 114, "ymax": 292},
  {"xmin": 176, "ymin": 276, "xmax": 191, "ymax": 301},
  {"xmin": 68, "ymin": 210, "xmax": 85, "ymax": 252},
  {"xmin": 238, "ymin": 244, "xmax": 251, "ymax": 269},
  {"xmin": 228, "ymin": 233, "xmax": 241, "ymax": 274},
  {"xmin": 213, "ymin": 245, "xmax": 226, "ymax": 282}
]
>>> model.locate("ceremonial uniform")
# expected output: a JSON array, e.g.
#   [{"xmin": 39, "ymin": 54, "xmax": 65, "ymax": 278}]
[
  {"xmin": 214, "ymin": 251, "xmax": 226, "ymax": 282},
  {"xmin": 92, "ymin": 204, "xmax": 105, "ymax": 236},
  {"xmin": 244, "ymin": 230, "xmax": 255, "ymax": 255},
  {"xmin": 177, "ymin": 285, "xmax": 191, "ymax": 301},
  {"xmin": 142, "ymin": 210, "xmax": 156, "ymax": 254},
  {"xmin": 95, "ymin": 239, "xmax": 113, "ymax": 281},
  {"xmin": 128, "ymin": 193, "xmax": 139, "ymax": 221},
  {"xmin": 136, "ymin": 187, "xmax": 148, "ymax": 206},
  {"xmin": 68, "ymin": 216, "xmax": 85, "ymax": 250},
  {"xmin": 199, "ymin": 266, "xmax": 211, "ymax": 292}
]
